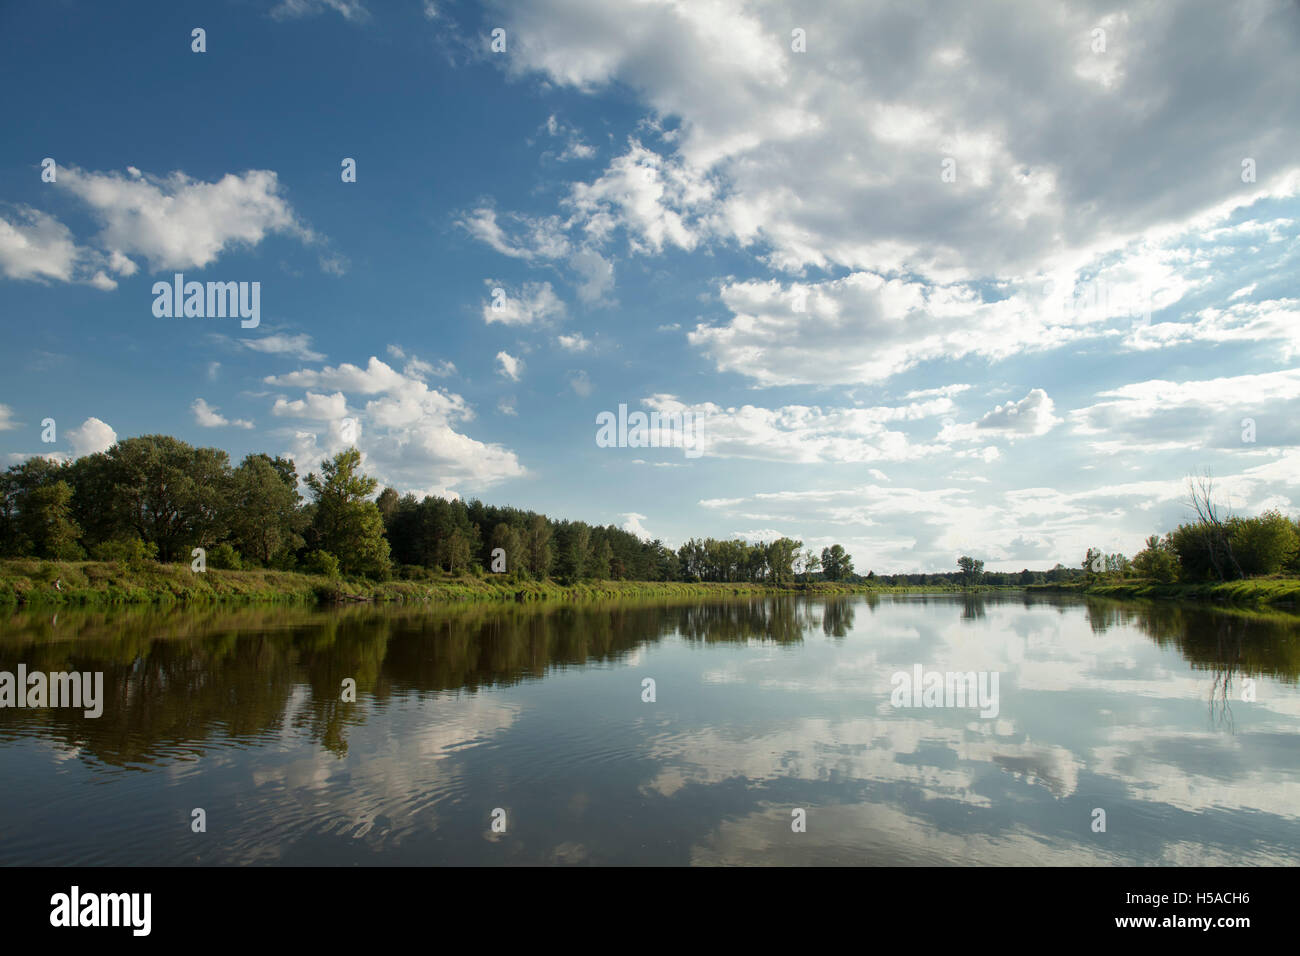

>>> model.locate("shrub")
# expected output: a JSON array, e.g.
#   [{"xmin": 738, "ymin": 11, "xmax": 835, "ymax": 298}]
[
  {"xmin": 304, "ymin": 550, "xmax": 341, "ymax": 578},
  {"xmin": 1228, "ymin": 510, "xmax": 1299, "ymax": 577},
  {"xmin": 90, "ymin": 537, "xmax": 159, "ymax": 568},
  {"xmin": 207, "ymin": 543, "xmax": 242, "ymax": 570}
]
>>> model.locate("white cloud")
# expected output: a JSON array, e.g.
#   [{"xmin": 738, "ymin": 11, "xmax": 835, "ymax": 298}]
[
  {"xmin": 498, "ymin": 0, "xmax": 1300, "ymax": 281},
  {"xmin": 67, "ymin": 417, "xmax": 116, "ymax": 457},
  {"xmin": 482, "ymin": 280, "xmax": 566, "ymax": 325},
  {"xmin": 56, "ymin": 165, "xmax": 310, "ymax": 272},
  {"xmin": 569, "ymin": 247, "xmax": 615, "ymax": 304},
  {"xmin": 0, "ymin": 208, "xmax": 82, "ymax": 283},
  {"xmin": 496, "ymin": 351, "xmax": 523, "ymax": 382},
  {"xmin": 266, "ymin": 355, "xmax": 525, "ymax": 496},
  {"xmin": 622, "ymin": 512, "xmax": 652, "ymax": 539},
  {"xmin": 241, "ymin": 333, "xmax": 326, "ymax": 362},
  {"xmin": 192, "ymin": 398, "xmax": 254, "ymax": 429},
  {"xmin": 557, "ymin": 332, "xmax": 591, "ymax": 352},
  {"xmin": 459, "ymin": 208, "xmax": 570, "ymax": 260},
  {"xmin": 388, "ymin": 345, "xmax": 456, "ymax": 379},
  {"xmin": 271, "ymin": 391, "xmax": 348, "ymax": 421},
  {"xmin": 0, "ymin": 404, "xmax": 17, "ymax": 431},
  {"xmin": 940, "ymin": 389, "xmax": 1062, "ymax": 442},
  {"xmin": 640, "ymin": 393, "xmax": 963, "ymax": 464},
  {"xmin": 568, "ymin": 370, "xmax": 593, "ymax": 396},
  {"xmin": 270, "ymin": 0, "xmax": 369, "ymax": 22}
]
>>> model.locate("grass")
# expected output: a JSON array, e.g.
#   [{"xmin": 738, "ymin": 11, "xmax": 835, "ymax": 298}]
[
  {"xmin": 0, "ymin": 558, "xmax": 949, "ymax": 609},
  {"xmin": 1029, "ymin": 576, "xmax": 1300, "ymax": 611}
]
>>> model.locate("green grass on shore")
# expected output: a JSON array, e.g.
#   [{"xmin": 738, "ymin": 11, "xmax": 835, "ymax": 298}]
[
  {"xmin": 1030, "ymin": 576, "xmax": 1300, "ymax": 610},
  {"xmin": 0, "ymin": 558, "xmax": 936, "ymax": 609}
]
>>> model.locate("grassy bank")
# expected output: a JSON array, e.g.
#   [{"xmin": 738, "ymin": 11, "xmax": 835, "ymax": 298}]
[
  {"xmin": 0, "ymin": 558, "xmax": 917, "ymax": 609},
  {"xmin": 1029, "ymin": 576, "xmax": 1300, "ymax": 611}
]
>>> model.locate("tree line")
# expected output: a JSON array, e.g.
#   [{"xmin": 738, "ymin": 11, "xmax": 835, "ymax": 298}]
[
  {"xmin": 0, "ymin": 434, "xmax": 863, "ymax": 585},
  {"xmin": 7, "ymin": 437, "xmax": 1293, "ymax": 587}
]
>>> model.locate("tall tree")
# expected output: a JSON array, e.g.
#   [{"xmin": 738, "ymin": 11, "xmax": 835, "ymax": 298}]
[
  {"xmin": 228, "ymin": 454, "xmax": 305, "ymax": 565},
  {"xmin": 821, "ymin": 544, "xmax": 853, "ymax": 581},
  {"xmin": 957, "ymin": 555, "xmax": 984, "ymax": 586},
  {"xmin": 304, "ymin": 448, "xmax": 391, "ymax": 578}
]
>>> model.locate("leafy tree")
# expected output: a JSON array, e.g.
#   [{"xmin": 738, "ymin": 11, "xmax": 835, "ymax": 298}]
[
  {"xmin": 19, "ymin": 480, "xmax": 82, "ymax": 559},
  {"xmin": 304, "ymin": 448, "xmax": 391, "ymax": 578},
  {"xmin": 1228, "ymin": 510, "xmax": 1299, "ymax": 576},
  {"xmin": 957, "ymin": 555, "xmax": 984, "ymax": 586},
  {"xmin": 765, "ymin": 537, "xmax": 802, "ymax": 584},
  {"xmin": 489, "ymin": 522, "xmax": 524, "ymax": 575},
  {"xmin": 1, "ymin": 458, "xmax": 81, "ymax": 558},
  {"xmin": 525, "ymin": 514, "xmax": 553, "ymax": 579},
  {"xmin": 821, "ymin": 544, "xmax": 853, "ymax": 581},
  {"xmin": 105, "ymin": 435, "xmax": 231, "ymax": 561},
  {"xmin": 1131, "ymin": 534, "xmax": 1178, "ymax": 582},
  {"xmin": 228, "ymin": 454, "xmax": 304, "ymax": 566}
]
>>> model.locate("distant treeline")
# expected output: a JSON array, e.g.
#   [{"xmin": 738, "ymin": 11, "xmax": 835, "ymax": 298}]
[
  {"xmin": 0, "ymin": 435, "xmax": 857, "ymax": 584},
  {"xmin": 4, "ymin": 435, "xmax": 1295, "ymax": 586}
]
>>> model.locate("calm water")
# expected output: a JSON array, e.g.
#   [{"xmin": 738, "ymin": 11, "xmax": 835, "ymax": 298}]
[{"xmin": 1, "ymin": 593, "xmax": 1297, "ymax": 866}]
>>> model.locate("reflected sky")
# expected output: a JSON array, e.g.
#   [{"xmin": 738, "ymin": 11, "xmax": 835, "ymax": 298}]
[{"xmin": 0, "ymin": 594, "xmax": 1296, "ymax": 865}]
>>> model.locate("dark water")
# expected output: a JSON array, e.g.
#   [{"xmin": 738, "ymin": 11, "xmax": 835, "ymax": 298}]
[{"xmin": 1, "ymin": 593, "xmax": 1297, "ymax": 866}]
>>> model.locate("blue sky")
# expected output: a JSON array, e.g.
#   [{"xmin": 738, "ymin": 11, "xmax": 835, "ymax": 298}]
[{"xmin": 2, "ymin": 0, "xmax": 1299, "ymax": 572}]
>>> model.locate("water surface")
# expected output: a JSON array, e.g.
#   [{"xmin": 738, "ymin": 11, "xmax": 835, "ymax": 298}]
[{"xmin": 1, "ymin": 593, "xmax": 1297, "ymax": 865}]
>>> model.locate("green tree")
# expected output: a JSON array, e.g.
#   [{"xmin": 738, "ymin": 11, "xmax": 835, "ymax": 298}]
[
  {"xmin": 304, "ymin": 448, "xmax": 391, "ymax": 578},
  {"xmin": 105, "ymin": 436, "xmax": 231, "ymax": 561},
  {"xmin": 1228, "ymin": 510, "xmax": 1299, "ymax": 577},
  {"xmin": 957, "ymin": 555, "xmax": 984, "ymax": 586},
  {"xmin": 525, "ymin": 514, "xmax": 553, "ymax": 579},
  {"xmin": 1, "ymin": 458, "xmax": 81, "ymax": 558},
  {"xmin": 1132, "ymin": 534, "xmax": 1179, "ymax": 583},
  {"xmin": 228, "ymin": 454, "xmax": 304, "ymax": 565},
  {"xmin": 19, "ymin": 480, "xmax": 82, "ymax": 559},
  {"xmin": 821, "ymin": 544, "xmax": 853, "ymax": 581},
  {"xmin": 765, "ymin": 537, "xmax": 802, "ymax": 584}
]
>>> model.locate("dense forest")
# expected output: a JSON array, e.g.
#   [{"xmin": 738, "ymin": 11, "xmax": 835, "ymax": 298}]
[{"xmin": 2, "ymin": 435, "xmax": 1296, "ymax": 587}]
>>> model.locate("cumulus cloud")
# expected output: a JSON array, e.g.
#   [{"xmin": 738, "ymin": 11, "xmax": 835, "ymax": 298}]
[
  {"xmin": 1070, "ymin": 368, "xmax": 1300, "ymax": 450},
  {"xmin": 265, "ymin": 355, "xmax": 525, "ymax": 496},
  {"xmin": 482, "ymin": 280, "xmax": 566, "ymax": 325},
  {"xmin": 636, "ymin": 393, "xmax": 968, "ymax": 464},
  {"xmin": 496, "ymin": 0, "xmax": 1300, "ymax": 279},
  {"xmin": 67, "ymin": 417, "xmax": 117, "ymax": 457},
  {"xmin": 622, "ymin": 512, "xmax": 652, "ymax": 539},
  {"xmin": 55, "ymin": 165, "xmax": 310, "ymax": 272},
  {"xmin": 938, "ymin": 389, "xmax": 1062, "ymax": 442},
  {"xmin": 0, "ymin": 405, "xmax": 18, "ymax": 431},
  {"xmin": 557, "ymin": 332, "xmax": 591, "ymax": 352},
  {"xmin": 0, "ymin": 208, "xmax": 82, "ymax": 284},
  {"xmin": 192, "ymin": 398, "xmax": 254, "ymax": 429},
  {"xmin": 387, "ymin": 345, "xmax": 455, "ymax": 379}
]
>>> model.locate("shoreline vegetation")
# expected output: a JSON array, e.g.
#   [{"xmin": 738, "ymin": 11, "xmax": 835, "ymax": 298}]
[
  {"xmin": 1028, "ymin": 577, "xmax": 1300, "ymax": 611},
  {"xmin": 2, "ymin": 558, "xmax": 1298, "ymax": 613},
  {"xmin": 3, "ymin": 436, "xmax": 1298, "ymax": 616},
  {"xmin": 0, "ymin": 558, "xmax": 991, "ymax": 608}
]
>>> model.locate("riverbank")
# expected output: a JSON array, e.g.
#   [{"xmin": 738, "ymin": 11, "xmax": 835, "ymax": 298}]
[
  {"xmin": 1029, "ymin": 577, "xmax": 1300, "ymax": 611},
  {"xmin": 0, "ymin": 558, "xmax": 971, "ymax": 608}
]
